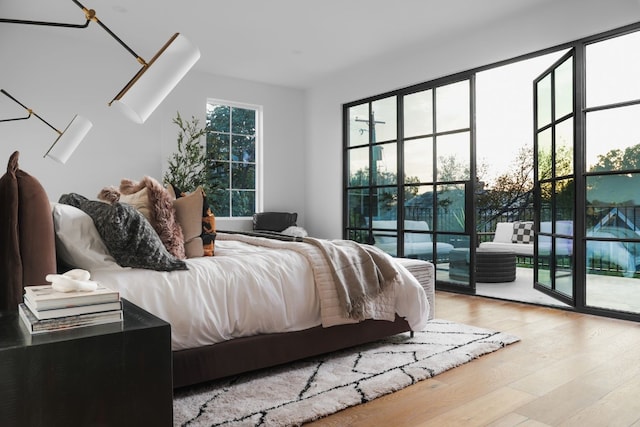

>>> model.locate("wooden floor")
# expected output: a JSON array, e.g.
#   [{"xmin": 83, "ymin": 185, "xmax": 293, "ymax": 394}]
[{"xmin": 307, "ymin": 291, "xmax": 640, "ymax": 427}]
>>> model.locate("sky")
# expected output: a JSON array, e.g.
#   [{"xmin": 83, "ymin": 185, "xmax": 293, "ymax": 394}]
[{"xmin": 476, "ymin": 50, "xmax": 565, "ymax": 185}]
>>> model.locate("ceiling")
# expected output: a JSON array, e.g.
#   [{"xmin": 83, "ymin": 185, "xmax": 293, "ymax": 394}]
[{"xmin": 0, "ymin": 0, "xmax": 624, "ymax": 89}]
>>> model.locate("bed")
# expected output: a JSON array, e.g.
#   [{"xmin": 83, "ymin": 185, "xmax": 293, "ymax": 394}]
[{"xmin": 0, "ymin": 151, "xmax": 434, "ymax": 388}]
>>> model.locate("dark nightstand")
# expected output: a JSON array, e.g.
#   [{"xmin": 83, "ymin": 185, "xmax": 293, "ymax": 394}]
[{"xmin": 0, "ymin": 298, "xmax": 173, "ymax": 427}]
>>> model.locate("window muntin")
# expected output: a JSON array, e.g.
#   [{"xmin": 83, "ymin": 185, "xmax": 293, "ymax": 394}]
[{"xmin": 206, "ymin": 101, "xmax": 260, "ymax": 217}]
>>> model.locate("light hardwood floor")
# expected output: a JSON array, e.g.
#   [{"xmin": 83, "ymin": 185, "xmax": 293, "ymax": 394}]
[{"xmin": 308, "ymin": 291, "xmax": 640, "ymax": 427}]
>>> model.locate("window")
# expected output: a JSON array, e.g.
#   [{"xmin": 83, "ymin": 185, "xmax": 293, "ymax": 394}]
[
  {"xmin": 344, "ymin": 22, "xmax": 640, "ymax": 321},
  {"xmin": 345, "ymin": 78, "xmax": 472, "ymax": 273},
  {"xmin": 205, "ymin": 100, "xmax": 261, "ymax": 217}
]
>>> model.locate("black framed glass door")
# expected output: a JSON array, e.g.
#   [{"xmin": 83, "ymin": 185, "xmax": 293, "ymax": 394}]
[{"xmin": 533, "ymin": 50, "xmax": 576, "ymax": 306}]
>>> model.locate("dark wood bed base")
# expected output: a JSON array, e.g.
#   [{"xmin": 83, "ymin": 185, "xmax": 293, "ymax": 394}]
[
  {"xmin": 173, "ymin": 257, "xmax": 435, "ymax": 389},
  {"xmin": 173, "ymin": 315, "xmax": 411, "ymax": 388}
]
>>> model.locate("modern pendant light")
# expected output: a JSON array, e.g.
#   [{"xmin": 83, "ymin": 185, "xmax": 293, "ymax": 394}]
[
  {"xmin": 0, "ymin": 0, "xmax": 200, "ymax": 124},
  {"xmin": 0, "ymin": 89, "xmax": 92, "ymax": 164}
]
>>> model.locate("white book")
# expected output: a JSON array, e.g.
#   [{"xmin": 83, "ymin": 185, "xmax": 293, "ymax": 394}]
[
  {"xmin": 24, "ymin": 284, "xmax": 120, "ymax": 310},
  {"xmin": 18, "ymin": 303, "xmax": 123, "ymax": 335},
  {"xmin": 24, "ymin": 298, "xmax": 123, "ymax": 320}
]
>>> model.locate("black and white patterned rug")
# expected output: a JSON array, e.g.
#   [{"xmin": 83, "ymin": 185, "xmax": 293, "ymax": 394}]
[{"xmin": 173, "ymin": 320, "xmax": 519, "ymax": 427}]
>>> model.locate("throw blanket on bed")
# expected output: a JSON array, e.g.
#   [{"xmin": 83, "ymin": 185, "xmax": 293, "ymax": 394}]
[
  {"xmin": 216, "ymin": 232, "xmax": 398, "ymax": 326},
  {"xmin": 302, "ymin": 237, "xmax": 397, "ymax": 320}
]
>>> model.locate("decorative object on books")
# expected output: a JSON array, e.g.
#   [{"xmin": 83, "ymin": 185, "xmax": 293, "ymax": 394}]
[
  {"xmin": 45, "ymin": 268, "xmax": 98, "ymax": 292},
  {"xmin": 173, "ymin": 320, "xmax": 519, "ymax": 427}
]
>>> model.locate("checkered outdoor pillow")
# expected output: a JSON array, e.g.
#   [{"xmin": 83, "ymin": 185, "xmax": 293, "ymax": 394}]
[{"xmin": 511, "ymin": 221, "xmax": 534, "ymax": 244}]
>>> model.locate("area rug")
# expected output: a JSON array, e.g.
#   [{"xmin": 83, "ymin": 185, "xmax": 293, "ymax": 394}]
[{"xmin": 173, "ymin": 319, "xmax": 519, "ymax": 427}]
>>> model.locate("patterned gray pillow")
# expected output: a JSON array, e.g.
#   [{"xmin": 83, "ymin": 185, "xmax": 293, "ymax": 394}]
[{"xmin": 59, "ymin": 193, "xmax": 187, "ymax": 271}]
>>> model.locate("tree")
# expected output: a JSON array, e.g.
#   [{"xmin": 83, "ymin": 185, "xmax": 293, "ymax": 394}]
[
  {"xmin": 163, "ymin": 112, "xmax": 207, "ymax": 193},
  {"xmin": 589, "ymin": 143, "xmax": 640, "ymax": 172},
  {"xmin": 476, "ymin": 146, "xmax": 534, "ymax": 224}
]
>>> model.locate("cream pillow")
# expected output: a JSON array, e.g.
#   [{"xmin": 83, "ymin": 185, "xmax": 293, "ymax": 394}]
[
  {"xmin": 171, "ymin": 185, "xmax": 205, "ymax": 258},
  {"xmin": 119, "ymin": 187, "xmax": 152, "ymax": 222},
  {"xmin": 52, "ymin": 203, "xmax": 119, "ymax": 270}
]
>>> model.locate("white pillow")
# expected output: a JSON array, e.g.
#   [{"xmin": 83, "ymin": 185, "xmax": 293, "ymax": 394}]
[
  {"xmin": 52, "ymin": 203, "xmax": 119, "ymax": 270},
  {"xmin": 493, "ymin": 222, "xmax": 515, "ymax": 243},
  {"xmin": 281, "ymin": 226, "xmax": 308, "ymax": 238}
]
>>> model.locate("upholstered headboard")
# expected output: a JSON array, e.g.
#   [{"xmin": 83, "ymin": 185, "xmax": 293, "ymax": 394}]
[{"xmin": 0, "ymin": 151, "xmax": 57, "ymax": 311}]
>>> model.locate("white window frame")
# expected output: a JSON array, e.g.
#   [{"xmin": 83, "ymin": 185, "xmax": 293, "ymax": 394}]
[{"xmin": 206, "ymin": 98, "xmax": 263, "ymax": 218}]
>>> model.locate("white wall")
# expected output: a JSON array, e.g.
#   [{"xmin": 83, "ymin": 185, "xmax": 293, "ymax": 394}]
[
  {"xmin": 2, "ymin": 0, "xmax": 639, "ymax": 240},
  {"xmin": 304, "ymin": 0, "xmax": 640, "ymax": 239},
  {"xmin": 0, "ymin": 26, "xmax": 306, "ymax": 231}
]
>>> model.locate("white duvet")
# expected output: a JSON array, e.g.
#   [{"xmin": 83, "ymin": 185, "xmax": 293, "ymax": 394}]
[{"xmin": 90, "ymin": 237, "xmax": 430, "ymax": 351}]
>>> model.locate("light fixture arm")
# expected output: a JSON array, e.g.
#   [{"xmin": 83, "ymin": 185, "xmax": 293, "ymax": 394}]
[
  {"xmin": 1, "ymin": 1, "xmax": 200, "ymax": 124},
  {"xmin": 0, "ymin": 89, "xmax": 62, "ymax": 135},
  {"xmin": 0, "ymin": 0, "xmax": 147, "ymax": 66},
  {"xmin": 71, "ymin": 0, "xmax": 147, "ymax": 66}
]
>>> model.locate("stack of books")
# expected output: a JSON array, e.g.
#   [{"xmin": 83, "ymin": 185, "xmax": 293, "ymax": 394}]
[{"xmin": 18, "ymin": 284, "xmax": 122, "ymax": 335}]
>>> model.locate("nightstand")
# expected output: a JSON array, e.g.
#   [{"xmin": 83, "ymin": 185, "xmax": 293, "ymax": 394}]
[{"xmin": 0, "ymin": 298, "xmax": 173, "ymax": 426}]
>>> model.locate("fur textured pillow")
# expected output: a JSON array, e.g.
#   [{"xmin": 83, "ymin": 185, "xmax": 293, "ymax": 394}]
[
  {"xmin": 59, "ymin": 193, "xmax": 187, "ymax": 272},
  {"xmin": 99, "ymin": 176, "xmax": 185, "ymax": 259}
]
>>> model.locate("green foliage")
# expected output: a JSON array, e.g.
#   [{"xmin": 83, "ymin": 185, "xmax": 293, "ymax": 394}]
[
  {"xmin": 163, "ymin": 112, "xmax": 208, "ymax": 193},
  {"xmin": 590, "ymin": 143, "xmax": 640, "ymax": 172},
  {"xmin": 205, "ymin": 104, "xmax": 257, "ymax": 216}
]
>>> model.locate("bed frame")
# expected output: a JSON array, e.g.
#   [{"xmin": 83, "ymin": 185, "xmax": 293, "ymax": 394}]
[
  {"xmin": 18, "ymin": 223, "xmax": 435, "ymax": 389},
  {"xmin": 0, "ymin": 152, "xmax": 435, "ymax": 389},
  {"xmin": 173, "ymin": 257, "xmax": 434, "ymax": 388}
]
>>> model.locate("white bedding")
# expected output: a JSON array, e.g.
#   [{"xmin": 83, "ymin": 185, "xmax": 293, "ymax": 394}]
[{"xmin": 89, "ymin": 236, "xmax": 430, "ymax": 351}]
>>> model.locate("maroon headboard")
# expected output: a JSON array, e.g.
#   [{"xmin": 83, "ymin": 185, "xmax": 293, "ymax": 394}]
[{"xmin": 0, "ymin": 151, "xmax": 57, "ymax": 311}]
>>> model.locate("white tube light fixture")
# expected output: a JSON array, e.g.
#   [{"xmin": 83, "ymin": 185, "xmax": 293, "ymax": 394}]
[
  {"xmin": 0, "ymin": 89, "xmax": 92, "ymax": 164},
  {"xmin": 0, "ymin": 0, "xmax": 200, "ymax": 124},
  {"xmin": 110, "ymin": 33, "xmax": 201, "ymax": 124}
]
